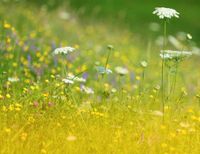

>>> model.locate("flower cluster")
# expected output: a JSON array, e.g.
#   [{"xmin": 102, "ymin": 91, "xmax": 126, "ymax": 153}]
[
  {"xmin": 115, "ymin": 66, "xmax": 129, "ymax": 76},
  {"xmin": 160, "ymin": 50, "xmax": 192, "ymax": 60},
  {"xmin": 62, "ymin": 73, "xmax": 86, "ymax": 85},
  {"xmin": 153, "ymin": 7, "xmax": 179, "ymax": 19},
  {"xmin": 96, "ymin": 66, "xmax": 112, "ymax": 75},
  {"xmin": 53, "ymin": 46, "xmax": 75, "ymax": 55}
]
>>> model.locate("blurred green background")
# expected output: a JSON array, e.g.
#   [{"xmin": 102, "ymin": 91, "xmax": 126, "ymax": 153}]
[{"xmin": 2, "ymin": 0, "xmax": 200, "ymax": 44}]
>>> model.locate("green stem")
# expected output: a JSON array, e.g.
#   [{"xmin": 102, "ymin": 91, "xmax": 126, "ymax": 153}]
[
  {"xmin": 172, "ymin": 62, "xmax": 179, "ymax": 96},
  {"xmin": 0, "ymin": 20, "xmax": 5, "ymax": 89},
  {"xmin": 166, "ymin": 67, "xmax": 170, "ymax": 102},
  {"xmin": 105, "ymin": 47, "xmax": 112, "ymax": 70},
  {"xmin": 0, "ymin": 20, "xmax": 4, "ymax": 49},
  {"xmin": 161, "ymin": 19, "xmax": 167, "ymax": 121},
  {"xmin": 62, "ymin": 56, "xmax": 67, "ymax": 77},
  {"xmin": 139, "ymin": 69, "xmax": 145, "ymax": 94},
  {"xmin": 102, "ymin": 47, "xmax": 112, "ymax": 79},
  {"xmin": 167, "ymin": 62, "xmax": 179, "ymax": 101}
]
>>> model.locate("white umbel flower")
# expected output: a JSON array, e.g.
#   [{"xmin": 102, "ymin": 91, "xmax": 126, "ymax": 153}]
[
  {"xmin": 115, "ymin": 66, "xmax": 129, "ymax": 76},
  {"xmin": 96, "ymin": 66, "xmax": 112, "ymax": 75},
  {"xmin": 8, "ymin": 77, "xmax": 19, "ymax": 82},
  {"xmin": 62, "ymin": 78, "xmax": 74, "ymax": 84},
  {"xmin": 160, "ymin": 50, "xmax": 192, "ymax": 60},
  {"xmin": 140, "ymin": 61, "xmax": 148, "ymax": 68},
  {"xmin": 186, "ymin": 33, "xmax": 192, "ymax": 40},
  {"xmin": 53, "ymin": 46, "xmax": 75, "ymax": 55},
  {"xmin": 66, "ymin": 74, "xmax": 86, "ymax": 83},
  {"xmin": 153, "ymin": 7, "xmax": 179, "ymax": 19},
  {"xmin": 81, "ymin": 85, "xmax": 94, "ymax": 94}
]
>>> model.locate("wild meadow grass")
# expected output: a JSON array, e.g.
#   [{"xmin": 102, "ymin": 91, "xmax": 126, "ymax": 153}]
[{"xmin": 0, "ymin": 3, "xmax": 200, "ymax": 154}]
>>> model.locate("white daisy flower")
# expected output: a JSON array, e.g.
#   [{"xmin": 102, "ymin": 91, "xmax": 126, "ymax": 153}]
[
  {"xmin": 96, "ymin": 66, "xmax": 112, "ymax": 74},
  {"xmin": 62, "ymin": 78, "xmax": 74, "ymax": 84},
  {"xmin": 160, "ymin": 53, "xmax": 172, "ymax": 59},
  {"xmin": 140, "ymin": 61, "xmax": 148, "ymax": 68},
  {"xmin": 111, "ymin": 88, "xmax": 117, "ymax": 93},
  {"xmin": 66, "ymin": 74, "xmax": 86, "ymax": 83},
  {"xmin": 186, "ymin": 33, "xmax": 192, "ymax": 40},
  {"xmin": 8, "ymin": 77, "xmax": 19, "ymax": 82},
  {"xmin": 115, "ymin": 66, "xmax": 129, "ymax": 75},
  {"xmin": 153, "ymin": 7, "xmax": 179, "ymax": 19},
  {"xmin": 59, "ymin": 11, "xmax": 70, "ymax": 20},
  {"xmin": 81, "ymin": 85, "xmax": 94, "ymax": 94},
  {"xmin": 73, "ymin": 77, "xmax": 86, "ymax": 83},
  {"xmin": 53, "ymin": 46, "xmax": 75, "ymax": 55},
  {"xmin": 160, "ymin": 50, "xmax": 192, "ymax": 60}
]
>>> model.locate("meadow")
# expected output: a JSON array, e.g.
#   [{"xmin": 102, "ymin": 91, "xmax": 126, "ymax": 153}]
[{"xmin": 0, "ymin": 1, "xmax": 200, "ymax": 154}]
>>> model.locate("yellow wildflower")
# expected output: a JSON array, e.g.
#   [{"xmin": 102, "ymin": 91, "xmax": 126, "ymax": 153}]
[
  {"xmin": 4, "ymin": 128, "xmax": 11, "ymax": 134},
  {"xmin": 67, "ymin": 135, "xmax": 77, "ymax": 141},
  {"xmin": 0, "ymin": 94, "xmax": 3, "ymax": 99},
  {"xmin": 41, "ymin": 149, "xmax": 47, "ymax": 154},
  {"xmin": 20, "ymin": 132, "xmax": 28, "ymax": 141},
  {"xmin": 4, "ymin": 23, "xmax": 11, "ymax": 29}
]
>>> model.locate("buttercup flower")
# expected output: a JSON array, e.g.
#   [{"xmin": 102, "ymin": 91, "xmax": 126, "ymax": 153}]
[
  {"xmin": 153, "ymin": 7, "xmax": 179, "ymax": 19},
  {"xmin": 67, "ymin": 135, "xmax": 77, "ymax": 141}
]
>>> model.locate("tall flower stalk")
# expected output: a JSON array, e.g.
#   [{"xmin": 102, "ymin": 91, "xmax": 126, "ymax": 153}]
[
  {"xmin": 161, "ymin": 19, "xmax": 167, "ymax": 118},
  {"xmin": 160, "ymin": 50, "xmax": 192, "ymax": 101},
  {"xmin": 53, "ymin": 46, "xmax": 75, "ymax": 77},
  {"xmin": 95, "ymin": 45, "xmax": 113, "ymax": 97},
  {"xmin": 103, "ymin": 45, "xmax": 113, "ymax": 79},
  {"xmin": 140, "ymin": 61, "xmax": 148, "ymax": 94},
  {"xmin": 105, "ymin": 45, "xmax": 113, "ymax": 70},
  {"xmin": 153, "ymin": 7, "xmax": 180, "ymax": 121},
  {"xmin": 96, "ymin": 45, "xmax": 113, "ymax": 80}
]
